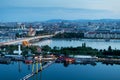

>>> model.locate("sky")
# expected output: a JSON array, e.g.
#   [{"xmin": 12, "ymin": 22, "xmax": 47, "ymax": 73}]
[{"xmin": 0, "ymin": 0, "xmax": 120, "ymax": 22}]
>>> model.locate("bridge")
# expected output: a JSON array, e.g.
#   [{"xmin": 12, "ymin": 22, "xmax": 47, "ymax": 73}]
[
  {"xmin": 21, "ymin": 60, "xmax": 55, "ymax": 80},
  {"xmin": 0, "ymin": 34, "xmax": 54, "ymax": 46}
]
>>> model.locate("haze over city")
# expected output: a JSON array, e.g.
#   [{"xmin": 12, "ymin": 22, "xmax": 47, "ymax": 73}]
[{"xmin": 0, "ymin": 0, "xmax": 120, "ymax": 22}]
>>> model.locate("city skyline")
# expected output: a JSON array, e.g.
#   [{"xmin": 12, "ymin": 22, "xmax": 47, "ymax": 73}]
[{"xmin": 0, "ymin": 0, "xmax": 120, "ymax": 22}]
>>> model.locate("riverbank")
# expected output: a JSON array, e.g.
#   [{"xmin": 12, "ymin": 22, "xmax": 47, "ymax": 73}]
[
  {"xmin": 1, "ymin": 43, "xmax": 120, "ymax": 57},
  {"xmin": 1, "ymin": 41, "xmax": 120, "ymax": 65},
  {"xmin": 53, "ymin": 32, "xmax": 120, "ymax": 40},
  {"xmin": 97, "ymin": 58, "xmax": 120, "ymax": 64}
]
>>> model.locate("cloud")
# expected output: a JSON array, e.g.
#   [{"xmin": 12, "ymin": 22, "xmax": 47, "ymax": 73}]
[{"xmin": 0, "ymin": 0, "xmax": 120, "ymax": 21}]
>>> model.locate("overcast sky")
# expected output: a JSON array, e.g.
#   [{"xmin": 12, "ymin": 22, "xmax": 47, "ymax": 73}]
[{"xmin": 0, "ymin": 0, "xmax": 120, "ymax": 22}]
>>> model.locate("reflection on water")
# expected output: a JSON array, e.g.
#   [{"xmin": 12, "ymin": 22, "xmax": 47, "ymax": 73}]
[
  {"xmin": 0, "ymin": 62, "xmax": 33, "ymax": 80},
  {"xmin": 0, "ymin": 59, "xmax": 118, "ymax": 80},
  {"xmin": 30, "ymin": 61, "xmax": 120, "ymax": 80},
  {"xmin": 18, "ymin": 62, "xmax": 22, "ymax": 73},
  {"xmin": 31, "ymin": 71, "xmax": 42, "ymax": 80},
  {"xmin": 63, "ymin": 61, "xmax": 97, "ymax": 67}
]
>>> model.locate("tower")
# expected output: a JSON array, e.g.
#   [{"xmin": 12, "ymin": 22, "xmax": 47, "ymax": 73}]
[{"xmin": 18, "ymin": 44, "xmax": 22, "ymax": 55}]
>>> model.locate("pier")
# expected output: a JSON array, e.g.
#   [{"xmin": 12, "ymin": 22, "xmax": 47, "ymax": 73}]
[{"xmin": 21, "ymin": 60, "xmax": 55, "ymax": 80}]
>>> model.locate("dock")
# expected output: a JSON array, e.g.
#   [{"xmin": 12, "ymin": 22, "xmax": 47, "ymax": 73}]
[{"xmin": 20, "ymin": 60, "xmax": 55, "ymax": 80}]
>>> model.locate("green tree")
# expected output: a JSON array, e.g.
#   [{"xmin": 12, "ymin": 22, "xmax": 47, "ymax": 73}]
[
  {"xmin": 108, "ymin": 46, "xmax": 112, "ymax": 52},
  {"xmin": 42, "ymin": 45, "xmax": 51, "ymax": 52}
]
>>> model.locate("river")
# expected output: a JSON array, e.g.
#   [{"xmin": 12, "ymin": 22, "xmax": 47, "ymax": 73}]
[
  {"xmin": 30, "ymin": 62, "xmax": 120, "ymax": 80},
  {"xmin": 1, "ymin": 39, "xmax": 120, "ymax": 80},
  {"xmin": 0, "ymin": 61, "xmax": 120, "ymax": 80},
  {"xmin": 0, "ymin": 61, "xmax": 32, "ymax": 80},
  {"xmin": 34, "ymin": 39, "xmax": 120, "ymax": 50}
]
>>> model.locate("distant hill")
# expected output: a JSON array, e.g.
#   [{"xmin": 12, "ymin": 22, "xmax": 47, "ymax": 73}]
[{"xmin": 46, "ymin": 19, "xmax": 120, "ymax": 23}]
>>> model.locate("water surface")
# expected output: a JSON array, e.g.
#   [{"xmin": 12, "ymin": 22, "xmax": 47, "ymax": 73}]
[
  {"xmin": 30, "ymin": 62, "xmax": 120, "ymax": 80},
  {"xmin": 0, "ymin": 62, "xmax": 32, "ymax": 80},
  {"xmin": 34, "ymin": 39, "xmax": 120, "ymax": 50}
]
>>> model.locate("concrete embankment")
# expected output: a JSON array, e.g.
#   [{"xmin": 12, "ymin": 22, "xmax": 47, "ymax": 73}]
[{"xmin": 97, "ymin": 58, "xmax": 120, "ymax": 63}]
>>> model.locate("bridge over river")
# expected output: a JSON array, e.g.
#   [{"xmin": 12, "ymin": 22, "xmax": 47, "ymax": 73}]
[
  {"xmin": 0, "ymin": 35, "xmax": 53, "ymax": 46},
  {"xmin": 21, "ymin": 60, "xmax": 55, "ymax": 80}
]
